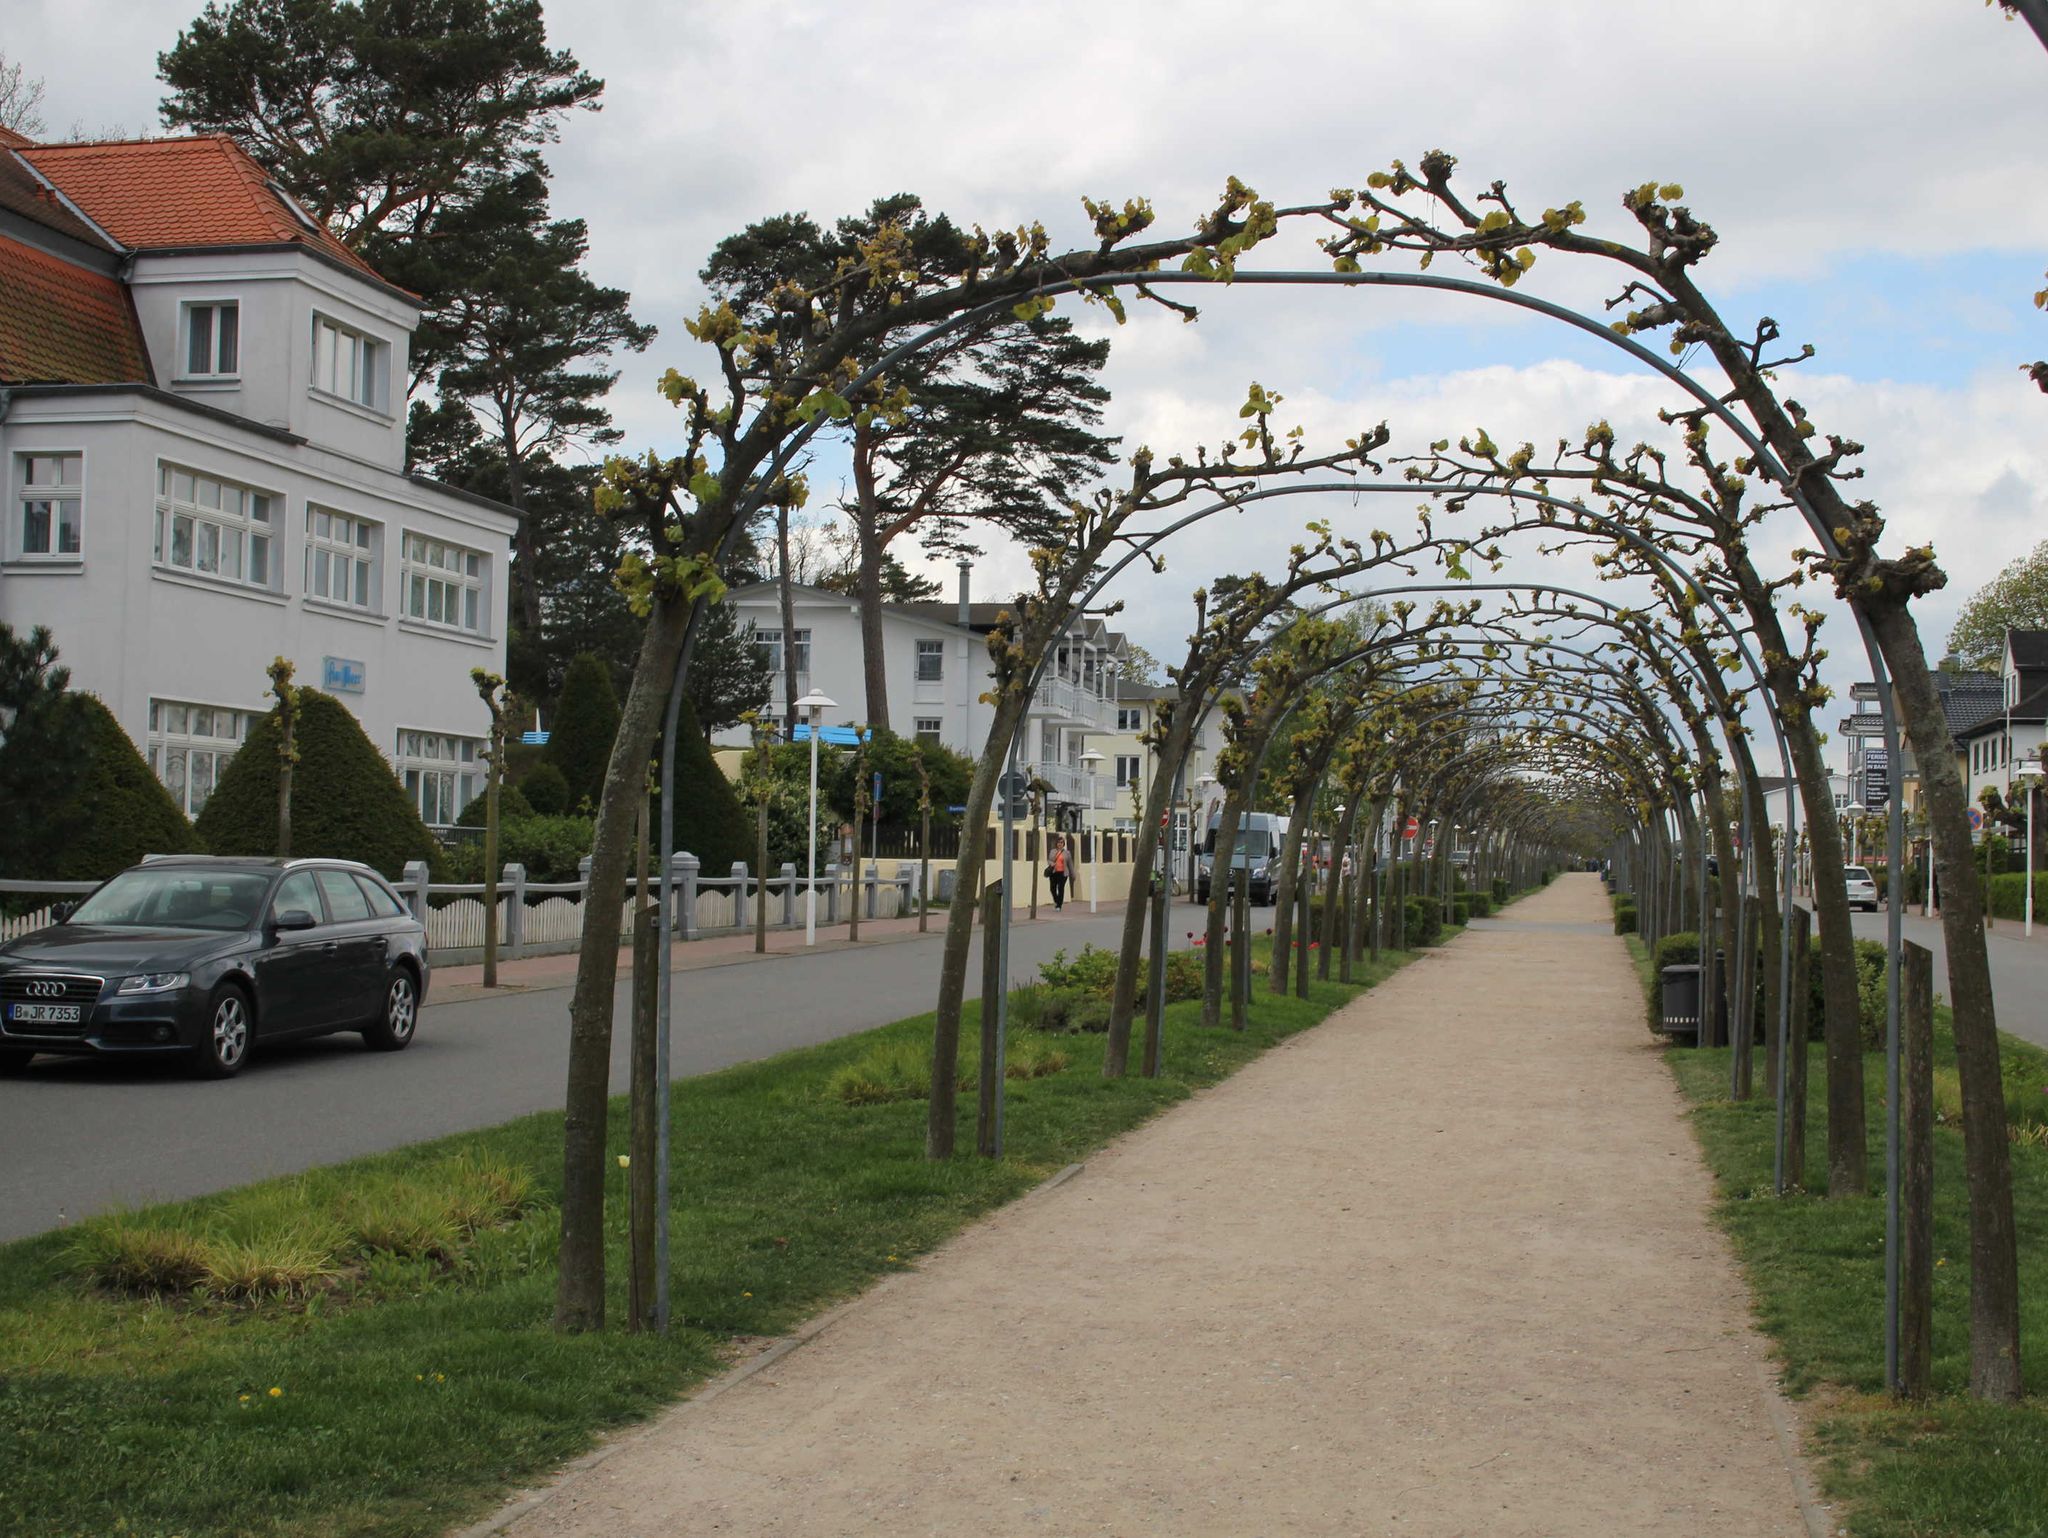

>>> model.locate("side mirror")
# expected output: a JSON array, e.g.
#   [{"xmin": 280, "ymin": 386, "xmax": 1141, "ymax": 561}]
[
  {"xmin": 271, "ymin": 908, "xmax": 319, "ymax": 933},
  {"xmin": 51, "ymin": 902, "xmax": 75, "ymax": 923}
]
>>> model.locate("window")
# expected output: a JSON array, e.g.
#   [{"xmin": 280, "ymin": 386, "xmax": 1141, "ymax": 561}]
[
  {"xmin": 401, "ymin": 533, "xmax": 484, "ymax": 633},
  {"xmin": 914, "ymin": 716, "xmax": 944, "ymax": 745},
  {"xmin": 749, "ymin": 625, "xmax": 811, "ymax": 676},
  {"xmin": 1116, "ymin": 706, "xmax": 1146, "ymax": 732},
  {"xmin": 271, "ymin": 870, "xmax": 322, "ymax": 923},
  {"xmin": 184, "ymin": 301, "xmax": 239, "ymax": 377},
  {"xmin": 315, "ymin": 869, "xmax": 372, "ymax": 923},
  {"xmin": 915, "ymin": 639, "xmax": 945, "ymax": 682},
  {"xmin": 307, "ymin": 507, "xmax": 378, "ymax": 610},
  {"xmin": 312, "ymin": 312, "xmax": 388, "ymax": 411},
  {"xmin": 397, "ymin": 730, "xmax": 481, "ymax": 827},
  {"xmin": 1115, "ymin": 754, "xmax": 1142, "ymax": 788},
  {"xmin": 154, "ymin": 463, "xmax": 276, "ymax": 588},
  {"xmin": 149, "ymin": 699, "xmax": 252, "ymax": 816},
  {"xmin": 17, "ymin": 453, "xmax": 81, "ymax": 558},
  {"xmin": 355, "ymin": 874, "xmax": 406, "ymax": 919}
]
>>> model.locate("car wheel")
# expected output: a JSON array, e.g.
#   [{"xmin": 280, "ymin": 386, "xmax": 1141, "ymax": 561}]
[
  {"xmin": 363, "ymin": 968, "xmax": 418, "ymax": 1052},
  {"xmin": 0, "ymin": 1048, "xmax": 36, "ymax": 1076},
  {"xmin": 190, "ymin": 985, "xmax": 252, "ymax": 1079}
]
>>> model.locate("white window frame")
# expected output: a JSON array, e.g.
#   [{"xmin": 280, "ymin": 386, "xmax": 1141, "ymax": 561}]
[
  {"xmin": 311, "ymin": 310, "xmax": 390, "ymax": 413},
  {"xmin": 913, "ymin": 716, "xmax": 944, "ymax": 745},
  {"xmin": 306, "ymin": 505, "xmax": 381, "ymax": 612},
  {"xmin": 915, "ymin": 638, "xmax": 945, "ymax": 682},
  {"xmin": 1115, "ymin": 754, "xmax": 1142, "ymax": 788},
  {"xmin": 400, "ymin": 531, "xmax": 486, "ymax": 634},
  {"xmin": 181, "ymin": 299, "xmax": 240, "ymax": 380},
  {"xmin": 396, "ymin": 728, "xmax": 482, "ymax": 828},
  {"xmin": 15, "ymin": 451, "xmax": 83, "ymax": 561},
  {"xmin": 149, "ymin": 698, "xmax": 253, "ymax": 818},
  {"xmin": 153, "ymin": 462, "xmax": 279, "ymax": 590},
  {"xmin": 749, "ymin": 625, "xmax": 812, "ymax": 677},
  {"xmin": 1116, "ymin": 706, "xmax": 1146, "ymax": 732}
]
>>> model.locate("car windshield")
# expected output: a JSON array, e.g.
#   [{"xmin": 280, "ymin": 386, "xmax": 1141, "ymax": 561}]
[
  {"xmin": 1844, "ymin": 868, "xmax": 1874, "ymax": 882},
  {"xmin": 69, "ymin": 868, "xmax": 271, "ymax": 931}
]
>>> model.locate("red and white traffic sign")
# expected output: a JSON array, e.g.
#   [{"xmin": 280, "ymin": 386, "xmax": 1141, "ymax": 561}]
[{"xmin": 1403, "ymin": 815, "xmax": 1420, "ymax": 840}]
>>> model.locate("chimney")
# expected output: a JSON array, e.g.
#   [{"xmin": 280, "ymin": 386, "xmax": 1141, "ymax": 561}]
[{"xmin": 957, "ymin": 557, "xmax": 971, "ymax": 629}]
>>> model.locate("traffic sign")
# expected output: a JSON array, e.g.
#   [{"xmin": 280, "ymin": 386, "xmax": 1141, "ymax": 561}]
[{"xmin": 1403, "ymin": 815, "xmax": 1420, "ymax": 840}]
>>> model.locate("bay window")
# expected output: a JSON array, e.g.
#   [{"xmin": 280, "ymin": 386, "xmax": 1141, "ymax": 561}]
[
  {"xmin": 153, "ymin": 463, "xmax": 276, "ymax": 589},
  {"xmin": 400, "ymin": 532, "xmax": 485, "ymax": 633},
  {"xmin": 312, "ymin": 312, "xmax": 389, "ymax": 411},
  {"xmin": 397, "ymin": 730, "xmax": 481, "ymax": 827}
]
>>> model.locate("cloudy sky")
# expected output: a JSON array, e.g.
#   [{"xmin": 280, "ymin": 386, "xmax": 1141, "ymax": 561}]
[{"xmin": 14, "ymin": 0, "xmax": 2048, "ymax": 759}]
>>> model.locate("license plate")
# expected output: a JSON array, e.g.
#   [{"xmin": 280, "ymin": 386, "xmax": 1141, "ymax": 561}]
[{"xmin": 7, "ymin": 1003, "xmax": 82, "ymax": 1025}]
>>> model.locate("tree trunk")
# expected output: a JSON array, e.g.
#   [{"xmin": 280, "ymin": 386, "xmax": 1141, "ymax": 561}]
[
  {"xmin": 927, "ymin": 688, "xmax": 1031, "ymax": 1158},
  {"xmin": 504, "ymin": 438, "xmax": 543, "ymax": 635},
  {"xmin": 976, "ymin": 878, "xmax": 1004, "ymax": 1158},
  {"xmin": 1732, "ymin": 738, "xmax": 1782, "ymax": 1104},
  {"xmin": 851, "ymin": 441, "xmax": 892, "ymax": 732},
  {"xmin": 1785, "ymin": 904, "xmax": 1810, "ymax": 1192},
  {"xmin": 1863, "ymin": 598, "xmax": 2021, "ymax": 1400},
  {"xmin": 777, "ymin": 505, "xmax": 800, "ymax": 736},
  {"xmin": 1899, "ymin": 939, "xmax": 1935, "ymax": 1401},
  {"xmin": 627, "ymin": 797, "xmax": 656, "ymax": 1332},
  {"xmin": 1269, "ymin": 794, "xmax": 1312, "ymax": 995},
  {"xmin": 554, "ymin": 590, "xmax": 695, "ymax": 1331},
  {"xmin": 1106, "ymin": 710, "xmax": 1199, "ymax": 1073},
  {"xmin": 482, "ymin": 735, "xmax": 502, "ymax": 989},
  {"xmin": 1202, "ymin": 789, "xmax": 1243, "ymax": 1029},
  {"xmin": 1320, "ymin": 799, "xmax": 1362, "ymax": 982}
]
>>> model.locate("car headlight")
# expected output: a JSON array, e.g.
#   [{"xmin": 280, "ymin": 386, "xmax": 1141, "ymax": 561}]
[{"xmin": 118, "ymin": 972, "xmax": 190, "ymax": 995}]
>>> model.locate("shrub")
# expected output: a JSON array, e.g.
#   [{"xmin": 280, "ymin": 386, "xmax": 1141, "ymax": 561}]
[
  {"xmin": 195, "ymin": 691, "xmax": 438, "ymax": 878},
  {"xmin": 1541, "ymin": 868, "xmax": 1556, "ymax": 884},
  {"xmin": 546, "ymin": 652, "xmax": 620, "ymax": 813},
  {"xmin": 1451, "ymin": 899, "xmax": 1470, "ymax": 926},
  {"xmin": 1035, "ymin": 990, "xmax": 1111, "ymax": 1034},
  {"xmin": 1491, "ymin": 876, "xmax": 1510, "ymax": 905},
  {"xmin": 442, "ymin": 814, "xmax": 594, "ymax": 883},
  {"xmin": 1654, "ymin": 931, "xmax": 1700, "ymax": 970},
  {"xmin": 31, "ymin": 695, "xmax": 200, "ymax": 879},
  {"xmin": 1805, "ymin": 937, "xmax": 1889, "ymax": 1049},
  {"xmin": 1037, "ymin": 944, "xmax": 1200, "ymax": 1007},
  {"xmin": 455, "ymin": 781, "xmax": 534, "ymax": 828},
  {"xmin": 1612, "ymin": 899, "xmax": 1638, "ymax": 935},
  {"xmin": 1402, "ymin": 896, "xmax": 1443, "ymax": 948},
  {"xmin": 519, "ymin": 761, "xmax": 572, "ymax": 816},
  {"xmin": 1989, "ymin": 872, "xmax": 2048, "ymax": 922},
  {"xmin": 653, "ymin": 698, "xmax": 753, "ymax": 874},
  {"xmin": 1466, "ymin": 893, "xmax": 1492, "ymax": 918}
]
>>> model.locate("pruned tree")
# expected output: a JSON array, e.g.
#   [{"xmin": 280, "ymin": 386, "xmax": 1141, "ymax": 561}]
[{"xmin": 0, "ymin": 50, "xmax": 47, "ymax": 136}]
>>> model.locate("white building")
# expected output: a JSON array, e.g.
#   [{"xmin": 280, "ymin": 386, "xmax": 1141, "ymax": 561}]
[
  {"xmin": 1957, "ymin": 630, "xmax": 2048, "ymax": 814},
  {"xmin": 0, "ymin": 130, "xmax": 516, "ymax": 828},
  {"xmin": 718, "ymin": 573, "xmax": 1129, "ymax": 826}
]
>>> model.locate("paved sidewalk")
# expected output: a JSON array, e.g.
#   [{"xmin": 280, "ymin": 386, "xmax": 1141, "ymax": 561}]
[
  {"xmin": 480, "ymin": 875, "xmax": 1820, "ymax": 1537},
  {"xmin": 433, "ymin": 896, "xmax": 1134, "ymax": 1003}
]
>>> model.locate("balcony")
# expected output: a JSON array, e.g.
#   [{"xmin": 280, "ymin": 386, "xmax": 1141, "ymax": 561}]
[
  {"xmin": 1035, "ymin": 760, "xmax": 1111, "ymax": 808},
  {"xmin": 1029, "ymin": 674, "xmax": 1108, "ymax": 727}
]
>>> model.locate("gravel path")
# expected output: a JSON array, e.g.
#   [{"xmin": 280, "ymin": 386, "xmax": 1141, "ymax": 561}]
[{"xmin": 480, "ymin": 874, "xmax": 1822, "ymax": 1537}]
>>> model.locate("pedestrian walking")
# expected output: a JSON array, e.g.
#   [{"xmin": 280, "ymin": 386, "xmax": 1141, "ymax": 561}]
[{"xmin": 1047, "ymin": 836, "xmax": 1070, "ymax": 910}]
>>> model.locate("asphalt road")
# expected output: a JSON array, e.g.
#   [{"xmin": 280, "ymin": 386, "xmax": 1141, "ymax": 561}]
[
  {"xmin": 0, "ymin": 905, "xmax": 1199, "ymax": 1243},
  {"xmin": 1848, "ymin": 906, "xmax": 2048, "ymax": 1051}
]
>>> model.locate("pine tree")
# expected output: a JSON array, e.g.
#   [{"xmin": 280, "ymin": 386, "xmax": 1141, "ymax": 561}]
[{"xmin": 546, "ymin": 652, "xmax": 620, "ymax": 813}]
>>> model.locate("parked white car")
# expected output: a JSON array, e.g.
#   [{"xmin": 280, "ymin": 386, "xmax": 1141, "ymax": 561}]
[{"xmin": 1843, "ymin": 865, "xmax": 1879, "ymax": 912}]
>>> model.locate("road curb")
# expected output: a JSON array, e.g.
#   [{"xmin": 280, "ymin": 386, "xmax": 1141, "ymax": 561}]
[{"xmin": 447, "ymin": 1161, "xmax": 1087, "ymax": 1538}]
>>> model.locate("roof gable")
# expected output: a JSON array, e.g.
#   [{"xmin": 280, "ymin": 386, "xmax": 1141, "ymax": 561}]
[
  {"xmin": 20, "ymin": 136, "xmax": 385, "ymax": 283},
  {"xmin": 0, "ymin": 231, "xmax": 150, "ymax": 385},
  {"xmin": 2007, "ymin": 629, "xmax": 2048, "ymax": 672}
]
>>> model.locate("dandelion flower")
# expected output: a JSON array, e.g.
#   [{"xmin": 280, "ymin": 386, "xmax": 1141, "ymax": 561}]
[
  {"xmin": 238, "ymin": 1393, "xmax": 250, "ymax": 1404},
  {"xmin": 268, "ymin": 1387, "xmax": 283, "ymax": 1398}
]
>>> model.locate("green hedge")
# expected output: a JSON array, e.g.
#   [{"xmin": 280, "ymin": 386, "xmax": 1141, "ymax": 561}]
[
  {"xmin": 1402, "ymin": 896, "xmax": 1443, "ymax": 948},
  {"xmin": 442, "ymin": 815, "xmax": 593, "ymax": 884},
  {"xmin": 1490, "ymin": 876, "xmax": 1509, "ymax": 905},
  {"xmin": 456, "ymin": 782, "xmax": 534, "ymax": 828},
  {"xmin": 1613, "ymin": 895, "xmax": 1638, "ymax": 935},
  {"xmin": 1989, "ymin": 872, "xmax": 2048, "ymax": 922},
  {"xmin": 1452, "ymin": 899, "xmax": 1470, "ymax": 925},
  {"xmin": 1467, "ymin": 892, "xmax": 1492, "ymax": 918},
  {"xmin": 196, "ymin": 691, "xmax": 439, "ymax": 879}
]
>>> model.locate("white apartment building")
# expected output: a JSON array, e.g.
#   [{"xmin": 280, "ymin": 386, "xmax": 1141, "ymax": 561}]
[
  {"xmin": 1957, "ymin": 630, "xmax": 2048, "ymax": 814},
  {"xmin": 1089, "ymin": 681, "xmax": 1232, "ymax": 834},
  {"xmin": 0, "ymin": 130, "xmax": 516, "ymax": 828},
  {"xmin": 717, "ymin": 572, "xmax": 1130, "ymax": 827}
]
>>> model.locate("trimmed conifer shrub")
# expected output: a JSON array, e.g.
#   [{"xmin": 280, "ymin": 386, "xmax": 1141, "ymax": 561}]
[
  {"xmin": 546, "ymin": 653, "xmax": 620, "ymax": 813},
  {"xmin": 654, "ymin": 698, "xmax": 752, "ymax": 873},
  {"xmin": 35, "ymin": 696, "xmax": 200, "ymax": 879},
  {"xmin": 456, "ymin": 781, "xmax": 534, "ymax": 828},
  {"xmin": 196, "ymin": 691, "xmax": 439, "ymax": 877},
  {"xmin": 518, "ymin": 760, "xmax": 571, "ymax": 816}
]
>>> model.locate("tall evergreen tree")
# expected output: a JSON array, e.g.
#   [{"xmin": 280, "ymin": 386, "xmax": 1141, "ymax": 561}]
[
  {"xmin": 703, "ymin": 195, "xmax": 1117, "ymax": 729},
  {"xmin": 546, "ymin": 652, "xmax": 620, "ymax": 813},
  {"xmin": 0, "ymin": 625, "xmax": 91, "ymax": 878}
]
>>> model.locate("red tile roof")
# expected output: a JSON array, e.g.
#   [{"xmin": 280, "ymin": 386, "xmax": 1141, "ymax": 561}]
[
  {"xmin": 20, "ymin": 136, "xmax": 387, "ymax": 284},
  {"xmin": 0, "ymin": 126, "xmax": 34, "ymax": 151},
  {"xmin": 0, "ymin": 231, "xmax": 150, "ymax": 385}
]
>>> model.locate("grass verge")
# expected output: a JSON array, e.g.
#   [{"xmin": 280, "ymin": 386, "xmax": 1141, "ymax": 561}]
[
  {"xmin": 1666, "ymin": 1007, "xmax": 2048, "ymax": 1536},
  {"xmin": 0, "ymin": 944, "xmax": 1417, "ymax": 1538}
]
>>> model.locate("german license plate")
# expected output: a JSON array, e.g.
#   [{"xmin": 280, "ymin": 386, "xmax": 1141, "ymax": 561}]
[{"xmin": 7, "ymin": 1003, "xmax": 82, "ymax": 1025}]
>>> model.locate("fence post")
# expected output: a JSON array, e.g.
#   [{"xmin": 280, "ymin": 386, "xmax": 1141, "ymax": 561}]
[
  {"xmin": 895, "ymin": 868, "xmax": 912, "ymax": 919},
  {"xmin": 825, "ymin": 862, "xmax": 840, "ymax": 926},
  {"xmin": 780, "ymin": 862, "xmax": 797, "ymax": 927},
  {"xmin": 401, "ymin": 859, "xmax": 430, "ymax": 924},
  {"xmin": 865, "ymin": 860, "xmax": 880, "ymax": 919},
  {"xmin": 1899, "ymin": 940, "xmax": 1935, "ymax": 1399},
  {"xmin": 503, "ymin": 863, "xmax": 527, "ymax": 958},
  {"xmin": 673, "ymin": 851, "xmax": 700, "ymax": 940},
  {"xmin": 731, "ymin": 861, "xmax": 748, "ymax": 933}
]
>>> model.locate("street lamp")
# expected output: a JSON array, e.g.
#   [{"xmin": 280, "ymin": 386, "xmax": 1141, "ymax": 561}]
[
  {"xmin": 1079, "ymin": 750, "xmax": 1105, "ymax": 913},
  {"xmin": 795, "ymin": 689, "xmax": 836, "ymax": 945},
  {"xmin": 1847, "ymin": 801, "xmax": 1866, "ymax": 869},
  {"xmin": 2025, "ymin": 749, "xmax": 2044, "ymax": 939},
  {"xmin": 1193, "ymin": 773, "xmax": 1218, "ymax": 898}
]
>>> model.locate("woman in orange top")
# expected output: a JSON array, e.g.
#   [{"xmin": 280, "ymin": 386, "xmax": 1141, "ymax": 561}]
[{"xmin": 1047, "ymin": 836, "xmax": 1070, "ymax": 910}]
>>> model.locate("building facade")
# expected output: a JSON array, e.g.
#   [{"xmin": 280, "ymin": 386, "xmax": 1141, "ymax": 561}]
[
  {"xmin": 0, "ymin": 131, "xmax": 516, "ymax": 828},
  {"xmin": 1956, "ymin": 631, "xmax": 2048, "ymax": 819},
  {"xmin": 717, "ymin": 574, "xmax": 1130, "ymax": 826}
]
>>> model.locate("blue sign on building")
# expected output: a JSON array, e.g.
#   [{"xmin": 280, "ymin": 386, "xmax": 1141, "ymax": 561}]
[{"xmin": 322, "ymin": 656, "xmax": 366, "ymax": 694}]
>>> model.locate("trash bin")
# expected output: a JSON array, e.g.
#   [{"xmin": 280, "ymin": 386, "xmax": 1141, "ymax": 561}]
[{"xmin": 1658, "ymin": 964, "xmax": 1702, "ymax": 1038}]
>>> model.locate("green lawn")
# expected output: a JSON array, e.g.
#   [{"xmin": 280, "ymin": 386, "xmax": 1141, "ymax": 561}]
[
  {"xmin": 1660, "ymin": 965, "xmax": 2048, "ymax": 1536},
  {"xmin": 0, "ymin": 944, "xmax": 1416, "ymax": 1538}
]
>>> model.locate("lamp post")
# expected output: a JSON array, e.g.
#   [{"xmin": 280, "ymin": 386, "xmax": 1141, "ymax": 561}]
[
  {"xmin": 795, "ymin": 689, "xmax": 836, "ymax": 946},
  {"xmin": 1847, "ymin": 801, "xmax": 1866, "ymax": 870},
  {"xmin": 2026, "ymin": 750, "xmax": 2043, "ymax": 939},
  {"xmin": 1195, "ymin": 773, "xmax": 1218, "ymax": 900},
  {"xmin": 1079, "ymin": 749, "xmax": 1104, "ymax": 913}
]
